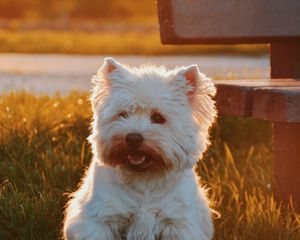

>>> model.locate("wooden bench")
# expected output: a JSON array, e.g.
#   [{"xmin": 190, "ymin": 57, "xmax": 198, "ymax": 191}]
[{"xmin": 157, "ymin": 0, "xmax": 300, "ymax": 209}]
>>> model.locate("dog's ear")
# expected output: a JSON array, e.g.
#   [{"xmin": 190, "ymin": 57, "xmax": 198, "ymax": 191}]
[
  {"xmin": 91, "ymin": 58, "xmax": 125, "ymax": 110},
  {"xmin": 175, "ymin": 65, "xmax": 216, "ymax": 103},
  {"xmin": 174, "ymin": 65, "xmax": 217, "ymax": 139},
  {"xmin": 98, "ymin": 57, "xmax": 127, "ymax": 82},
  {"xmin": 179, "ymin": 65, "xmax": 199, "ymax": 102}
]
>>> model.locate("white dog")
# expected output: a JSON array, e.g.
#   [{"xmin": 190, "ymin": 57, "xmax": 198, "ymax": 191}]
[{"xmin": 63, "ymin": 58, "xmax": 216, "ymax": 240}]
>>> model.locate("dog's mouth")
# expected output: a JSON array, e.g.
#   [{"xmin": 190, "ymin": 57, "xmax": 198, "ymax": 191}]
[
  {"xmin": 127, "ymin": 153, "xmax": 145, "ymax": 165},
  {"xmin": 126, "ymin": 150, "xmax": 152, "ymax": 170},
  {"xmin": 105, "ymin": 142, "xmax": 170, "ymax": 172}
]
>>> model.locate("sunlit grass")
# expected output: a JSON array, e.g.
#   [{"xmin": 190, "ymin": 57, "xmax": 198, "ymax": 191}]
[
  {"xmin": 0, "ymin": 29, "xmax": 268, "ymax": 56},
  {"xmin": 0, "ymin": 92, "xmax": 299, "ymax": 239}
]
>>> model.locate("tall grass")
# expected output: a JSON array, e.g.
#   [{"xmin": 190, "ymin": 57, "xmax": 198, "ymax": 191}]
[{"xmin": 0, "ymin": 92, "xmax": 299, "ymax": 239}]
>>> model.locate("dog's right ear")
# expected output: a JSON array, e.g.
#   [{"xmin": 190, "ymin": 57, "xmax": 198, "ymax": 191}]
[
  {"xmin": 91, "ymin": 58, "xmax": 127, "ymax": 110},
  {"xmin": 95, "ymin": 57, "xmax": 127, "ymax": 83},
  {"xmin": 103, "ymin": 57, "xmax": 118, "ymax": 73},
  {"xmin": 101, "ymin": 57, "xmax": 122, "ymax": 74}
]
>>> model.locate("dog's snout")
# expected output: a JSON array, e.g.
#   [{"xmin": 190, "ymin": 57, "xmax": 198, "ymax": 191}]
[{"xmin": 125, "ymin": 133, "xmax": 144, "ymax": 148}]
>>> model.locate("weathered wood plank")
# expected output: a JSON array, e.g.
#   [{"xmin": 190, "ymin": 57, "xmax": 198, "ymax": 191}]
[
  {"xmin": 215, "ymin": 84, "xmax": 252, "ymax": 117},
  {"xmin": 214, "ymin": 79, "xmax": 300, "ymax": 122},
  {"xmin": 158, "ymin": 0, "xmax": 300, "ymax": 44},
  {"xmin": 252, "ymin": 87, "xmax": 300, "ymax": 122}
]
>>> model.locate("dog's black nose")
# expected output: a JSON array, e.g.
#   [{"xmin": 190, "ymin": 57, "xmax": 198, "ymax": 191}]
[{"xmin": 125, "ymin": 133, "xmax": 144, "ymax": 149}]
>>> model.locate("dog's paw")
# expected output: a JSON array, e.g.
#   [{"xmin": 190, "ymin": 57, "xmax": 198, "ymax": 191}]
[
  {"xmin": 126, "ymin": 212, "xmax": 156, "ymax": 240},
  {"xmin": 158, "ymin": 219, "xmax": 195, "ymax": 240},
  {"xmin": 158, "ymin": 220, "xmax": 210, "ymax": 240},
  {"xmin": 158, "ymin": 224, "xmax": 183, "ymax": 240},
  {"xmin": 64, "ymin": 219, "xmax": 120, "ymax": 240}
]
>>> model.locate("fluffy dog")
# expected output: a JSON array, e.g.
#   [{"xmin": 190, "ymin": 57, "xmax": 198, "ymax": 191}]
[{"xmin": 63, "ymin": 58, "xmax": 217, "ymax": 240}]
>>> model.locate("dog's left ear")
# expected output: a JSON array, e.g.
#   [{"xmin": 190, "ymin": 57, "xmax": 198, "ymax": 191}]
[
  {"xmin": 174, "ymin": 65, "xmax": 217, "ymax": 135},
  {"xmin": 175, "ymin": 65, "xmax": 216, "ymax": 103}
]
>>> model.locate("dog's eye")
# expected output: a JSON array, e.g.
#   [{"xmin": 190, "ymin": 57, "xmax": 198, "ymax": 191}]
[
  {"xmin": 150, "ymin": 112, "xmax": 166, "ymax": 124},
  {"xmin": 119, "ymin": 111, "xmax": 128, "ymax": 119}
]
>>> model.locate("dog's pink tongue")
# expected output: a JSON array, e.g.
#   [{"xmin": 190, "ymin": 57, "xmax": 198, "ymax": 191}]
[{"xmin": 128, "ymin": 155, "xmax": 145, "ymax": 165}]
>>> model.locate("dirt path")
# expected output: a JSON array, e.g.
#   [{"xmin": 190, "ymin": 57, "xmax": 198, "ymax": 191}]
[{"xmin": 0, "ymin": 54, "xmax": 269, "ymax": 94}]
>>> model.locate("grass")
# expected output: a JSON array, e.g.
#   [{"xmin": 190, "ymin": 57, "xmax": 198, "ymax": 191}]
[
  {"xmin": 0, "ymin": 92, "xmax": 299, "ymax": 239},
  {"xmin": 0, "ymin": 29, "xmax": 268, "ymax": 56}
]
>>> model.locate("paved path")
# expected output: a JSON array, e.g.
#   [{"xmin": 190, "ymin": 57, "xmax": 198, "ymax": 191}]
[{"xmin": 0, "ymin": 54, "xmax": 269, "ymax": 94}]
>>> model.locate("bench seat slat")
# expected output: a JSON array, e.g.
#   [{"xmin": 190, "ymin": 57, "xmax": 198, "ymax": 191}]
[{"xmin": 214, "ymin": 79, "xmax": 300, "ymax": 122}]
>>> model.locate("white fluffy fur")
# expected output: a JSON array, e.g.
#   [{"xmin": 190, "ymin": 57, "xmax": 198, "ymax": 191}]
[{"xmin": 63, "ymin": 58, "xmax": 217, "ymax": 240}]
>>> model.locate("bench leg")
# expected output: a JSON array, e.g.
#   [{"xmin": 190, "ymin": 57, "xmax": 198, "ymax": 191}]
[
  {"xmin": 273, "ymin": 122, "xmax": 300, "ymax": 210},
  {"xmin": 271, "ymin": 42, "xmax": 300, "ymax": 78}
]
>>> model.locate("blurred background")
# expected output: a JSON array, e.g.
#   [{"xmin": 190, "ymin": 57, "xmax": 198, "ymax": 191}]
[
  {"xmin": 0, "ymin": 0, "xmax": 269, "ymax": 94},
  {"xmin": 0, "ymin": 0, "xmax": 267, "ymax": 55}
]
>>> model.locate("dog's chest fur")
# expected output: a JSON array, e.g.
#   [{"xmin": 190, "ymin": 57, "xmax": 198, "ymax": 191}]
[{"xmin": 82, "ymin": 166, "xmax": 192, "ymax": 236}]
